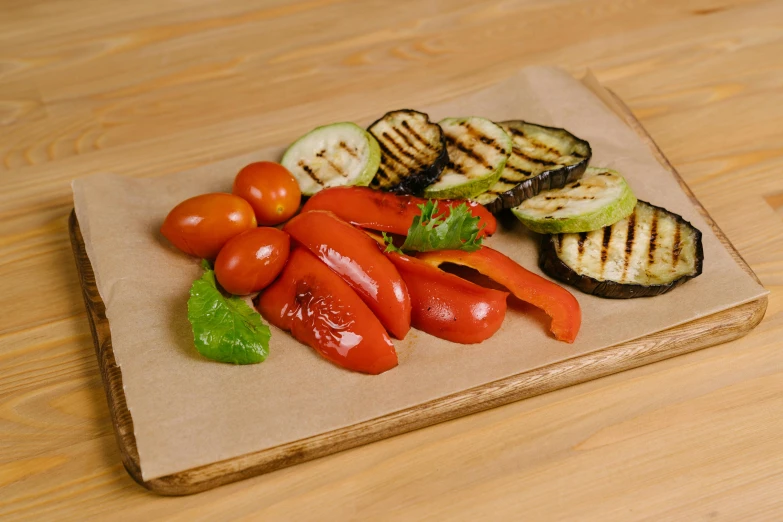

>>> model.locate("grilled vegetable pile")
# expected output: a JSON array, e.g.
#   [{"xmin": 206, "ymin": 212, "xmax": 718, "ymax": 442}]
[{"xmin": 281, "ymin": 109, "xmax": 704, "ymax": 300}]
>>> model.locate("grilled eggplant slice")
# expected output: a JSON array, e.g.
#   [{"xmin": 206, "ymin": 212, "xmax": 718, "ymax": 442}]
[
  {"xmin": 282, "ymin": 122, "xmax": 380, "ymax": 196},
  {"xmin": 423, "ymin": 117, "xmax": 512, "ymax": 199},
  {"xmin": 367, "ymin": 110, "xmax": 448, "ymax": 195},
  {"xmin": 474, "ymin": 120, "xmax": 592, "ymax": 213},
  {"xmin": 511, "ymin": 167, "xmax": 636, "ymax": 234},
  {"xmin": 540, "ymin": 200, "xmax": 703, "ymax": 298}
]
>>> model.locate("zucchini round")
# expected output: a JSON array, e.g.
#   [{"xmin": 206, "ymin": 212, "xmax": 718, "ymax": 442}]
[
  {"xmin": 511, "ymin": 167, "xmax": 636, "ymax": 234},
  {"xmin": 539, "ymin": 200, "xmax": 704, "ymax": 298},
  {"xmin": 423, "ymin": 117, "xmax": 511, "ymax": 199},
  {"xmin": 281, "ymin": 122, "xmax": 381, "ymax": 196},
  {"xmin": 368, "ymin": 109, "xmax": 448, "ymax": 195},
  {"xmin": 474, "ymin": 120, "xmax": 592, "ymax": 213}
]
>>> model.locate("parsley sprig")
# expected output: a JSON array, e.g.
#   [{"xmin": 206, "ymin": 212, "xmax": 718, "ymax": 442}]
[{"xmin": 383, "ymin": 200, "xmax": 484, "ymax": 254}]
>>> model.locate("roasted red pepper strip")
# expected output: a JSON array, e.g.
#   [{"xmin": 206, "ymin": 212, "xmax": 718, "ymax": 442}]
[
  {"xmin": 386, "ymin": 251, "xmax": 508, "ymax": 344},
  {"xmin": 301, "ymin": 186, "xmax": 497, "ymax": 237},
  {"xmin": 416, "ymin": 247, "xmax": 582, "ymax": 343},
  {"xmin": 284, "ymin": 210, "xmax": 411, "ymax": 339},
  {"xmin": 256, "ymin": 248, "xmax": 398, "ymax": 374}
]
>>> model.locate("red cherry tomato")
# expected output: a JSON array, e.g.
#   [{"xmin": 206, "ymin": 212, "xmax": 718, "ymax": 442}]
[
  {"xmin": 161, "ymin": 193, "xmax": 257, "ymax": 259},
  {"xmin": 232, "ymin": 162, "xmax": 302, "ymax": 226},
  {"xmin": 214, "ymin": 227, "xmax": 290, "ymax": 295}
]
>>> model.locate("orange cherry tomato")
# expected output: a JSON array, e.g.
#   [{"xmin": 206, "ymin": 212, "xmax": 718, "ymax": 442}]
[
  {"xmin": 161, "ymin": 193, "xmax": 257, "ymax": 259},
  {"xmin": 215, "ymin": 227, "xmax": 290, "ymax": 295},
  {"xmin": 232, "ymin": 161, "xmax": 302, "ymax": 226}
]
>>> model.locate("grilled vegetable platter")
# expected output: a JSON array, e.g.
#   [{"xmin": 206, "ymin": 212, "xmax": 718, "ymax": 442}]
[{"xmin": 158, "ymin": 109, "xmax": 703, "ymax": 375}]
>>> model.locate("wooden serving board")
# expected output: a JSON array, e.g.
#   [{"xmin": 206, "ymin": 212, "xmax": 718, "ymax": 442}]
[{"xmin": 69, "ymin": 91, "xmax": 767, "ymax": 496}]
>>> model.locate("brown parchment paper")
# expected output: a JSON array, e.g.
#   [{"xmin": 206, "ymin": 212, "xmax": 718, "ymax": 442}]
[{"xmin": 72, "ymin": 67, "xmax": 767, "ymax": 481}]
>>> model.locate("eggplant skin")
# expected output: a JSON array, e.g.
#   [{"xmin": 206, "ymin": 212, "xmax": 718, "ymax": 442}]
[
  {"xmin": 485, "ymin": 158, "xmax": 588, "ymax": 214},
  {"xmin": 539, "ymin": 201, "xmax": 704, "ymax": 299},
  {"xmin": 480, "ymin": 121, "xmax": 592, "ymax": 214},
  {"xmin": 367, "ymin": 109, "xmax": 448, "ymax": 196}
]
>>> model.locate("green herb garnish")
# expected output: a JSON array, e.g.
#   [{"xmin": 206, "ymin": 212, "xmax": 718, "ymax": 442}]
[
  {"xmin": 384, "ymin": 200, "xmax": 484, "ymax": 254},
  {"xmin": 187, "ymin": 260, "xmax": 270, "ymax": 364}
]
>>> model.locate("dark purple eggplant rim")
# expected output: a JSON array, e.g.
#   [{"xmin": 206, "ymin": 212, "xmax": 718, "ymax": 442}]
[
  {"xmin": 367, "ymin": 109, "xmax": 449, "ymax": 196},
  {"xmin": 481, "ymin": 120, "xmax": 593, "ymax": 214},
  {"xmin": 539, "ymin": 200, "xmax": 705, "ymax": 299}
]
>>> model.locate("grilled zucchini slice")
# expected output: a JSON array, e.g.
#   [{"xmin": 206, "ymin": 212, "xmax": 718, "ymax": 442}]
[
  {"xmin": 282, "ymin": 122, "xmax": 380, "ymax": 196},
  {"xmin": 539, "ymin": 200, "xmax": 703, "ymax": 298},
  {"xmin": 423, "ymin": 117, "xmax": 512, "ymax": 199},
  {"xmin": 511, "ymin": 167, "xmax": 636, "ymax": 234},
  {"xmin": 474, "ymin": 121, "xmax": 591, "ymax": 213},
  {"xmin": 368, "ymin": 110, "xmax": 448, "ymax": 195}
]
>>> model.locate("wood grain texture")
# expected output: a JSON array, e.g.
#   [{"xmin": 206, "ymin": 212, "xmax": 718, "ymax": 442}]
[
  {"xmin": 67, "ymin": 89, "xmax": 768, "ymax": 494},
  {"xmin": 2, "ymin": 0, "xmax": 783, "ymax": 519}
]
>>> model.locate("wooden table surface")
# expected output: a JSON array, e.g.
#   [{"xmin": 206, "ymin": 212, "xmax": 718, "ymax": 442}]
[{"xmin": 2, "ymin": 0, "xmax": 782, "ymax": 519}]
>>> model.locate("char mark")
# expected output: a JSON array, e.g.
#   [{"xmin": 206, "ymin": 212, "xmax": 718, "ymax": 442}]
[
  {"xmin": 298, "ymin": 160, "xmax": 322, "ymax": 184},
  {"xmin": 446, "ymin": 136, "xmax": 493, "ymax": 170},
  {"xmin": 647, "ymin": 210, "xmax": 659, "ymax": 265}
]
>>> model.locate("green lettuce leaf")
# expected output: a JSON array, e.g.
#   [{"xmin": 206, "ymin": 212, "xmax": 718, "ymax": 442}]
[
  {"xmin": 384, "ymin": 200, "xmax": 483, "ymax": 254},
  {"xmin": 187, "ymin": 261, "xmax": 270, "ymax": 364}
]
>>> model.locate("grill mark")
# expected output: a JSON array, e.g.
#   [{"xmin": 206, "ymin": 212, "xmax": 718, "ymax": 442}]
[
  {"xmin": 577, "ymin": 232, "xmax": 587, "ymax": 260},
  {"xmin": 600, "ymin": 226, "xmax": 612, "ymax": 276},
  {"xmin": 392, "ymin": 126, "xmax": 420, "ymax": 153},
  {"xmin": 446, "ymin": 135, "xmax": 493, "ymax": 171},
  {"xmin": 672, "ymin": 221, "xmax": 682, "ymax": 265},
  {"xmin": 504, "ymin": 163, "xmax": 533, "ymax": 176},
  {"xmin": 381, "ymin": 132, "xmax": 417, "ymax": 162},
  {"xmin": 376, "ymin": 138, "xmax": 408, "ymax": 170},
  {"xmin": 464, "ymin": 123, "xmax": 508, "ymax": 155},
  {"xmin": 544, "ymin": 195, "xmax": 596, "ymax": 201},
  {"xmin": 647, "ymin": 210, "xmax": 659, "ymax": 265},
  {"xmin": 401, "ymin": 119, "xmax": 433, "ymax": 150},
  {"xmin": 325, "ymin": 157, "xmax": 346, "ymax": 177},
  {"xmin": 298, "ymin": 160, "xmax": 322, "ymax": 184},
  {"xmin": 506, "ymin": 127, "xmax": 526, "ymax": 139},
  {"xmin": 446, "ymin": 160, "xmax": 465, "ymax": 175},
  {"xmin": 527, "ymin": 137, "xmax": 563, "ymax": 157},
  {"xmin": 621, "ymin": 210, "xmax": 637, "ymax": 280},
  {"xmin": 512, "ymin": 150, "xmax": 554, "ymax": 167},
  {"xmin": 339, "ymin": 141, "xmax": 359, "ymax": 159}
]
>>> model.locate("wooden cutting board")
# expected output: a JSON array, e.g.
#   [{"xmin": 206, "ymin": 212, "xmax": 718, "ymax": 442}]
[{"xmin": 69, "ymin": 91, "xmax": 767, "ymax": 496}]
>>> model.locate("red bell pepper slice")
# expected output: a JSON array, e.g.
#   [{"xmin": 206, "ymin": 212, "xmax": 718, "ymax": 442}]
[
  {"xmin": 284, "ymin": 210, "xmax": 411, "ymax": 339},
  {"xmin": 416, "ymin": 247, "xmax": 581, "ymax": 343},
  {"xmin": 386, "ymin": 251, "xmax": 508, "ymax": 344},
  {"xmin": 256, "ymin": 248, "xmax": 398, "ymax": 374},
  {"xmin": 301, "ymin": 186, "xmax": 497, "ymax": 237}
]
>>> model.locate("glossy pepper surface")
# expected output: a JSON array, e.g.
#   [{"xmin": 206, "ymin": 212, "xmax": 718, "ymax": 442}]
[
  {"xmin": 385, "ymin": 250, "xmax": 508, "ymax": 344},
  {"xmin": 284, "ymin": 210, "xmax": 411, "ymax": 339},
  {"xmin": 301, "ymin": 186, "xmax": 497, "ymax": 237},
  {"xmin": 256, "ymin": 248, "xmax": 398, "ymax": 374},
  {"xmin": 417, "ymin": 246, "xmax": 582, "ymax": 343}
]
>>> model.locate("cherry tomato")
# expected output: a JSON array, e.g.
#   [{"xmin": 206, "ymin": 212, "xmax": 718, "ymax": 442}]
[
  {"xmin": 161, "ymin": 193, "xmax": 257, "ymax": 259},
  {"xmin": 215, "ymin": 227, "xmax": 290, "ymax": 295},
  {"xmin": 232, "ymin": 162, "xmax": 302, "ymax": 226}
]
